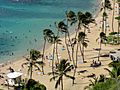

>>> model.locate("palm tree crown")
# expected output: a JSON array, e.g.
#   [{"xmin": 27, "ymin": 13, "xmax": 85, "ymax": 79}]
[
  {"xmin": 22, "ymin": 49, "xmax": 44, "ymax": 79},
  {"xmin": 49, "ymin": 59, "xmax": 74, "ymax": 90}
]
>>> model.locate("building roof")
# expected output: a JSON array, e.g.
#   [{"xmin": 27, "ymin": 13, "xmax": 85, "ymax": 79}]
[{"xmin": 7, "ymin": 72, "xmax": 23, "ymax": 79}]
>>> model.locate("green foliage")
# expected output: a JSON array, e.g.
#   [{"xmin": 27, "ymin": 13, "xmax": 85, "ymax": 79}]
[
  {"xmin": 43, "ymin": 29, "xmax": 54, "ymax": 43},
  {"xmin": 91, "ymin": 78, "xmax": 117, "ymax": 90},
  {"xmin": 106, "ymin": 35, "xmax": 120, "ymax": 45},
  {"xmin": 30, "ymin": 49, "xmax": 41, "ymax": 60},
  {"xmin": 103, "ymin": 12, "xmax": 108, "ymax": 17},
  {"xmin": 66, "ymin": 10, "xmax": 77, "ymax": 25},
  {"xmin": 90, "ymin": 61, "xmax": 120, "ymax": 90},
  {"xmin": 99, "ymin": 32, "xmax": 107, "ymax": 44},
  {"xmin": 105, "ymin": 0, "xmax": 112, "ymax": 10},
  {"xmin": 109, "ymin": 32, "xmax": 118, "ymax": 35},
  {"xmin": 108, "ymin": 61, "xmax": 120, "ymax": 78},
  {"xmin": 23, "ymin": 79, "xmax": 46, "ymax": 90}
]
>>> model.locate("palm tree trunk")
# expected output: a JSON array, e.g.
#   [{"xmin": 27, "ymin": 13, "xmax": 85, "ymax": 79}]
[
  {"xmin": 61, "ymin": 77, "xmax": 63, "ymax": 90},
  {"xmin": 75, "ymin": 30, "xmax": 78, "ymax": 41},
  {"xmin": 30, "ymin": 63, "xmax": 33, "ymax": 79},
  {"xmin": 79, "ymin": 42, "xmax": 84, "ymax": 63},
  {"xmin": 102, "ymin": 0, "xmax": 106, "ymax": 33},
  {"xmin": 104, "ymin": 15, "xmax": 107, "ymax": 34},
  {"xmin": 102, "ymin": 13, "xmax": 105, "ymax": 32},
  {"xmin": 84, "ymin": 27, "xmax": 86, "ymax": 34},
  {"xmin": 55, "ymin": 43, "xmax": 59, "ymax": 63},
  {"xmin": 104, "ymin": 1, "xmax": 107, "ymax": 34},
  {"xmin": 75, "ymin": 42, "xmax": 79, "ymax": 67},
  {"xmin": 112, "ymin": 0, "xmax": 115, "ymax": 32},
  {"xmin": 65, "ymin": 33, "xmax": 72, "ymax": 61},
  {"xmin": 66, "ymin": 18, "xmax": 72, "ymax": 46},
  {"xmin": 71, "ymin": 45, "xmax": 76, "ymax": 84},
  {"xmin": 41, "ymin": 39, "xmax": 46, "ymax": 75},
  {"xmin": 72, "ymin": 67, "xmax": 76, "ymax": 85},
  {"xmin": 56, "ymin": 31, "xmax": 60, "ymax": 63},
  {"xmin": 118, "ymin": 3, "xmax": 120, "ymax": 44},
  {"xmin": 71, "ymin": 46, "xmax": 75, "ymax": 67},
  {"xmin": 52, "ymin": 42, "xmax": 55, "ymax": 75},
  {"xmin": 42, "ymin": 39, "xmax": 46, "ymax": 61},
  {"xmin": 67, "ymin": 31, "xmax": 72, "ymax": 46},
  {"xmin": 75, "ymin": 22, "xmax": 80, "ymax": 39},
  {"xmin": 82, "ymin": 44, "xmax": 85, "ymax": 63},
  {"xmin": 98, "ymin": 41, "xmax": 102, "ymax": 61},
  {"xmin": 104, "ymin": 5, "xmax": 107, "ymax": 34}
]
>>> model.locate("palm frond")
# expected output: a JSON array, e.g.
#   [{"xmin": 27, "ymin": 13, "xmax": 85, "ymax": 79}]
[
  {"xmin": 36, "ymin": 61, "xmax": 45, "ymax": 66},
  {"xmin": 34, "ymin": 64, "xmax": 41, "ymax": 72},
  {"xmin": 55, "ymin": 76, "xmax": 62, "ymax": 89},
  {"xmin": 84, "ymin": 86, "xmax": 91, "ymax": 90},
  {"xmin": 21, "ymin": 62, "xmax": 29, "ymax": 68},
  {"xmin": 64, "ymin": 74, "xmax": 75, "ymax": 80},
  {"xmin": 50, "ymin": 76, "xmax": 58, "ymax": 82},
  {"xmin": 48, "ymin": 72, "xmax": 54, "ymax": 75},
  {"xmin": 104, "ymin": 68, "xmax": 115, "ymax": 78},
  {"xmin": 27, "ymin": 66, "xmax": 31, "ymax": 75},
  {"xmin": 89, "ymin": 79, "xmax": 95, "ymax": 86}
]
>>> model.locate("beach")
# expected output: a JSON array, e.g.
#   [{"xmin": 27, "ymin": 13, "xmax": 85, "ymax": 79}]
[{"xmin": 0, "ymin": 0, "xmax": 120, "ymax": 90}]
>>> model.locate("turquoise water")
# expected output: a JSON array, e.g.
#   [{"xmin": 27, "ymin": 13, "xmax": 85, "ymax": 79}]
[{"xmin": 0, "ymin": 0, "xmax": 98, "ymax": 62}]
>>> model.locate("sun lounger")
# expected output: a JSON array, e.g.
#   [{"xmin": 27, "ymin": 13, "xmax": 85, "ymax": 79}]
[
  {"xmin": 90, "ymin": 62, "xmax": 101, "ymax": 67},
  {"xmin": 77, "ymin": 70, "xmax": 87, "ymax": 74},
  {"xmin": 86, "ymin": 73, "xmax": 96, "ymax": 78}
]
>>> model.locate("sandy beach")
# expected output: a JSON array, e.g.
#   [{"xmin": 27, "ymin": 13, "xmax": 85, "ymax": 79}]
[{"xmin": 0, "ymin": 0, "xmax": 120, "ymax": 90}]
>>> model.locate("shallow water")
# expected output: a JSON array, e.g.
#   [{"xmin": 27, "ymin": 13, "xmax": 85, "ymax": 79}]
[{"xmin": 0, "ymin": 0, "xmax": 98, "ymax": 62}]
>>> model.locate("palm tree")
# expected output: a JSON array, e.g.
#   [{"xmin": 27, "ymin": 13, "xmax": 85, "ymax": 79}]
[
  {"xmin": 54, "ymin": 36, "xmax": 62, "ymax": 63},
  {"xmin": 96, "ymin": 32, "xmax": 107, "ymax": 61},
  {"xmin": 48, "ymin": 59, "xmax": 75, "ymax": 90},
  {"xmin": 71, "ymin": 38, "xmax": 77, "ymax": 84},
  {"xmin": 76, "ymin": 12, "xmax": 94, "ymax": 64},
  {"xmin": 105, "ymin": 61, "xmax": 120, "ymax": 78},
  {"xmin": 54, "ymin": 22, "xmax": 63, "ymax": 64},
  {"xmin": 76, "ymin": 11, "xmax": 84, "ymax": 38},
  {"xmin": 84, "ymin": 74, "xmax": 106, "ymax": 90},
  {"xmin": 50, "ymin": 35, "xmax": 62, "ymax": 74},
  {"xmin": 58, "ymin": 21, "xmax": 72, "ymax": 61},
  {"xmin": 74, "ymin": 11, "xmax": 85, "ymax": 66},
  {"xmin": 22, "ymin": 49, "xmax": 44, "ymax": 79},
  {"xmin": 71, "ymin": 38, "xmax": 77, "ymax": 67},
  {"xmin": 82, "ymin": 12, "xmax": 95, "ymax": 33},
  {"xmin": 66, "ymin": 10, "xmax": 77, "ymax": 26},
  {"xmin": 42, "ymin": 29, "xmax": 54, "ymax": 74},
  {"xmin": 78, "ymin": 32, "xmax": 88, "ymax": 63},
  {"xmin": 101, "ymin": 0, "xmax": 112, "ymax": 33},
  {"xmin": 66, "ymin": 10, "xmax": 77, "ymax": 45}
]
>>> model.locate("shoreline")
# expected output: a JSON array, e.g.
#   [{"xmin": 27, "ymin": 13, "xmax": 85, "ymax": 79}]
[{"xmin": 0, "ymin": 0, "xmax": 105, "ymax": 75}]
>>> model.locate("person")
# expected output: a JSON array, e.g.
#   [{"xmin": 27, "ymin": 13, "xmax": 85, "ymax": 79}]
[
  {"xmin": 46, "ymin": 55, "xmax": 48, "ymax": 60},
  {"xmin": 8, "ymin": 67, "xmax": 14, "ymax": 72},
  {"xmin": 92, "ymin": 60, "xmax": 95, "ymax": 64},
  {"xmin": 94, "ymin": 61, "xmax": 97, "ymax": 65},
  {"xmin": 61, "ymin": 45, "xmax": 65, "ymax": 51}
]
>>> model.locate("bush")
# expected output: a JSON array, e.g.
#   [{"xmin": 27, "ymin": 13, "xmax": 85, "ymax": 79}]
[
  {"xmin": 91, "ymin": 78, "xmax": 119, "ymax": 90},
  {"xmin": 23, "ymin": 79, "xmax": 46, "ymax": 90},
  {"xmin": 109, "ymin": 32, "xmax": 118, "ymax": 35}
]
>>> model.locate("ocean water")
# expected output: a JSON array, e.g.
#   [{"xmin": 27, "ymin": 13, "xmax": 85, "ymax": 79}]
[{"xmin": 0, "ymin": 0, "xmax": 98, "ymax": 63}]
